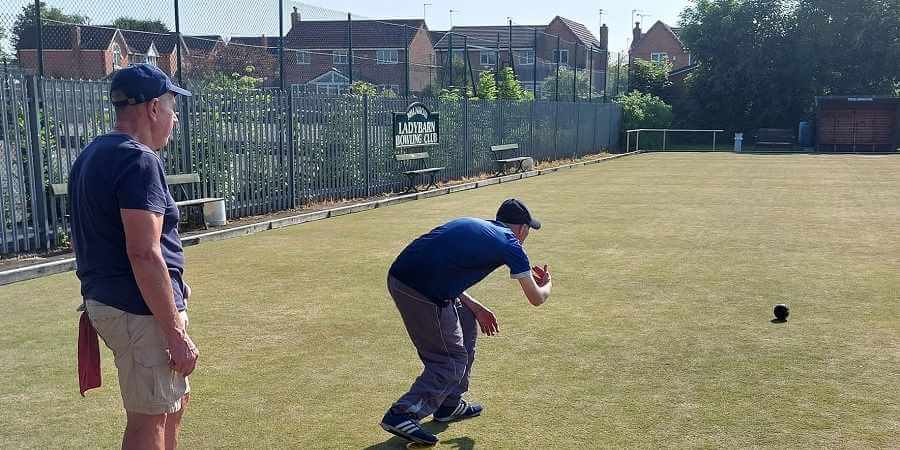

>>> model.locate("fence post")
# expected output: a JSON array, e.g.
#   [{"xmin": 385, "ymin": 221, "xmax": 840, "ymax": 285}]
[
  {"xmin": 529, "ymin": 98, "xmax": 535, "ymax": 155},
  {"xmin": 347, "ymin": 13, "xmax": 353, "ymax": 86},
  {"xmin": 405, "ymin": 26, "xmax": 410, "ymax": 98},
  {"xmin": 574, "ymin": 102, "xmax": 579, "ymax": 159},
  {"xmin": 554, "ymin": 101, "xmax": 559, "ymax": 157},
  {"xmin": 464, "ymin": 96, "xmax": 470, "ymax": 177},
  {"xmin": 363, "ymin": 95, "xmax": 370, "ymax": 197},
  {"xmin": 663, "ymin": 130, "xmax": 667, "ymax": 151},
  {"xmin": 588, "ymin": 45, "xmax": 593, "ymax": 102},
  {"xmin": 26, "ymin": 75, "xmax": 49, "ymax": 250},
  {"xmin": 555, "ymin": 34, "xmax": 560, "ymax": 102},
  {"xmin": 532, "ymin": 29, "xmax": 538, "ymax": 99},
  {"xmin": 286, "ymin": 88, "xmax": 296, "ymax": 208},
  {"xmin": 34, "ymin": 0, "xmax": 44, "ymax": 78},
  {"xmin": 279, "ymin": 0, "xmax": 285, "ymax": 89},
  {"xmin": 573, "ymin": 43, "xmax": 578, "ymax": 103}
]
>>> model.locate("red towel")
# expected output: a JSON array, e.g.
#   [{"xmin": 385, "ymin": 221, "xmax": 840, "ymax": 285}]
[{"xmin": 78, "ymin": 311, "xmax": 101, "ymax": 396}]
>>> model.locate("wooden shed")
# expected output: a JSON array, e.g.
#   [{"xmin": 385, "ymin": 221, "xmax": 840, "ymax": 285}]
[{"xmin": 815, "ymin": 96, "xmax": 900, "ymax": 152}]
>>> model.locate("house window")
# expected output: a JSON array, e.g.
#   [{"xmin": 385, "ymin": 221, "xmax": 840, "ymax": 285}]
[
  {"xmin": 376, "ymin": 49, "xmax": 399, "ymax": 64},
  {"xmin": 480, "ymin": 51, "xmax": 497, "ymax": 66},
  {"xmin": 296, "ymin": 50, "xmax": 310, "ymax": 64},
  {"xmin": 514, "ymin": 49, "xmax": 534, "ymax": 65},
  {"xmin": 333, "ymin": 50, "xmax": 348, "ymax": 65},
  {"xmin": 112, "ymin": 44, "xmax": 123, "ymax": 69},
  {"xmin": 553, "ymin": 49, "xmax": 569, "ymax": 66},
  {"xmin": 146, "ymin": 55, "xmax": 158, "ymax": 66},
  {"xmin": 651, "ymin": 52, "xmax": 668, "ymax": 64}
]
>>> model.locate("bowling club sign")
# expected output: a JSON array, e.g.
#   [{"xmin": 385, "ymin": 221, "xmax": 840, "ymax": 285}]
[{"xmin": 393, "ymin": 102, "xmax": 440, "ymax": 149}]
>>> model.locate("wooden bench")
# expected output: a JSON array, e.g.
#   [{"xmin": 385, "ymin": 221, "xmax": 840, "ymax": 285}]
[
  {"xmin": 165, "ymin": 174, "xmax": 226, "ymax": 229},
  {"xmin": 754, "ymin": 128, "xmax": 795, "ymax": 150},
  {"xmin": 47, "ymin": 173, "xmax": 225, "ymax": 229},
  {"xmin": 491, "ymin": 144, "xmax": 532, "ymax": 176},
  {"xmin": 395, "ymin": 152, "xmax": 445, "ymax": 193}
]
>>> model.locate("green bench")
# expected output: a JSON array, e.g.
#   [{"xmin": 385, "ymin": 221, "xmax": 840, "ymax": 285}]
[
  {"xmin": 48, "ymin": 173, "xmax": 225, "ymax": 229},
  {"xmin": 395, "ymin": 152, "xmax": 445, "ymax": 193},
  {"xmin": 491, "ymin": 143, "xmax": 533, "ymax": 176}
]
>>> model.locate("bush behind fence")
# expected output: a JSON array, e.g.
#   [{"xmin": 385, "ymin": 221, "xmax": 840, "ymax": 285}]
[{"xmin": 0, "ymin": 73, "xmax": 622, "ymax": 255}]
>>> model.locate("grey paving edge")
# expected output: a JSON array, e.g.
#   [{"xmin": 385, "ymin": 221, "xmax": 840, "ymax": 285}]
[{"xmin": 0, "ymin": 151, "xmax": 638, "ymax": 286}]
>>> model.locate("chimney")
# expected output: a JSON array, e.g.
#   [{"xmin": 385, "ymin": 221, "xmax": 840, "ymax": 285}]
[
  {"xmin": 290, "ymin": 6, "xmax": 300, "ymax": 27},
  {"xmin": 598, "ymin": 24, "xmax": 608, "ymax": 50},
  {"xmin": 71, "ymin": 26, "xmax": 82, "ymax": 52},
  {"xmin": 632, "ymin": 22, "xmax": 642, "ymax": 48}
]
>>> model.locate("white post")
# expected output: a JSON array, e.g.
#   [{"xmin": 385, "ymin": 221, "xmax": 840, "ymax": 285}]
[
  {"xmin": 712, "ymin": 131, "xmax": 717, "ymax": 151},
  {"xmin": 626, "ymin": 131, "xmax": 630, "ymax": 152},
  {"xmin": 636, "ymin": 130, "xmax": 640, "ymax": 152},
  {"xmin": 663, "ymin": 130, "xmax": 667, "ymax": 151}
]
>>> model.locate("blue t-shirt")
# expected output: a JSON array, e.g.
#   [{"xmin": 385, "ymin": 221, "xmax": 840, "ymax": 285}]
[
  {"xmin": 389, "ymin": 218, "xmax": 532, "ymax": 304},
  {"xmin": 69, "ymin": 133, "xmax": 186, "ymax": 315}
]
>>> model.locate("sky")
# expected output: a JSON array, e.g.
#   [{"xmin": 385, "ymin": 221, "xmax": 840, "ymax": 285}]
[{"xmin": 1, "ymin": 0, "xmax": 691, "ymax": 54}]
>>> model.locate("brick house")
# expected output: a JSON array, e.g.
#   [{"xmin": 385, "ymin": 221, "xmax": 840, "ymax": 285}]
[
  {"xmin": 119, "ymin": 30, "xmax": 188, "ymax": 77},
  {"xmin": 629, "ymin": 20, "xmax": 697, "ymax": 80},
  {"xmin": 282, "ymin": 8, "xmax": 434, "ymax": 95},
  {"xmin": 218, "ymin": 35, "xmax": 281, "ymax": 83},
  {"xmin": 17, "ymin": 24, "xmax": 129, "ymax": 79},
  {"xmin": 432, "ymin": 16, "xmax": 608, "ymax": 96}
]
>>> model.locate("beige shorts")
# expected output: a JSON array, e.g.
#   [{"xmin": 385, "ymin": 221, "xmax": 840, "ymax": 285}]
[{"xmin": 85, "ymin": 300, "xmax": 190, "ymax": 415}]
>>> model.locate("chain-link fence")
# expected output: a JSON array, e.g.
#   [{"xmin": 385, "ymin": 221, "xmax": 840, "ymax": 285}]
[
  {"xmin": 0, "ymin": 2, "xmax": 624, "ymax": 256},
  {"xmin": 1, "ymin": 1, "xmax": 613, "ymax": 100}
]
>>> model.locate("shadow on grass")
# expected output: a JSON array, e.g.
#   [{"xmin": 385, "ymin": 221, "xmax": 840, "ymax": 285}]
[
  {"xmin": 363, "ymin": 421, "xmax": 475, "ymax": 450},
  {"xmin": 770, "ymin": 318, "xmax": 788, "ymax": 324}
]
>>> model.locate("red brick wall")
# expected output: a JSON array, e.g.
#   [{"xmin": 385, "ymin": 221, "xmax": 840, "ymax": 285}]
[
  {"xmin": 630, "ymin": 23, "xmax": 691, "ymax": 70},
  {"xmin": 408, "ymin": 27, "xmax": 435, "ymax": 93},
  {"xmin": 16, "ymin": 49, "xmax": 119, "ymax": 79}
]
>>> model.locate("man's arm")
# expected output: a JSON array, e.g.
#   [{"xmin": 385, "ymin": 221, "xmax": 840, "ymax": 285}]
[
  {"xmin": 121, "ymin": 209, "xmax": 198, "ymax": 376},
  {"xmin": 459, "ymin": 292, "xmax": 499, "ymax": 336},
  {"xmin": 518, "ymin": 267, "xmax": 551, "ymax": 306}
]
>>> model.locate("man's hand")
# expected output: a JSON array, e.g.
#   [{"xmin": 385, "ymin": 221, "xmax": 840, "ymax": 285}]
[
  {"xmin": 532, "ymin": 264, "xmax": 551, "ymax": 287},
  {"xmin": 473, "ymin": 305, "xmax": 500, "ymax": 336},
  {"xmin": 167, "ymin": 331, "xmax": 199, "ymax": 376}
]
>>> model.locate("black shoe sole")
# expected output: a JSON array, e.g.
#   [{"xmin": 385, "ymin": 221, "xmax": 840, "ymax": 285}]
[
  {"xmin": 432, "ymin": 410, "xmax": 482, "ymax": 423},
  {"xmin": 380, "ymin": 423, "xmax": 438, "ymax": 445}
]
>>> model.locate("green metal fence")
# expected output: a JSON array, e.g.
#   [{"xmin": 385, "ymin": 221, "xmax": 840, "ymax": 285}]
[{"xmin": 0, "ymin": 72, "xmax": 622, "ymax": 255}]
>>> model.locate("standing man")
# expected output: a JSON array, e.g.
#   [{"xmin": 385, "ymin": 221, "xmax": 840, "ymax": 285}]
[
  {"xmin": 380, "ymin": 199, "xmax": 552, "ymax": 445},
  {"xmin": 70, "ymin": 64, "xmax": 198, "ymax": 450}
]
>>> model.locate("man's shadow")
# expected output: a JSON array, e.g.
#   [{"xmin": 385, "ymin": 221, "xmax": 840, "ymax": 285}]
[{"xmin": 363, "ymin": 421, "xmax": 475, "ymax": 450}]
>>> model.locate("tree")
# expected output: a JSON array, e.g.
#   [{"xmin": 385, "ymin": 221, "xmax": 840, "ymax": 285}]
[
  {"xmin": 677, "ymin": 0, "xmax": 900, "ymax": 132},
  {"xmin": 0, "ymin": 25, "xmax": 7, "ymax": 59},
  {"xmin": 795, "ymin": 0, "xmax": 900, "ymax": 95},
  {"xmin": 607, "ymin": 52, "xmax": 629, "ymax": 97},
  {"xmin": 13, "ymin": 2, "xmax": 89, "ymax": 50},
  {"xmin": 629, "ymin": 59, "xmax": 673, "ymax": 101},
  {"xmin": 541, "ymin": 67, "xmax": 591, "ymax": 101},
  {"xmin": 112, "ymin": 17, "xmax": 170, "ymax": 34},
  {"xmin": 497, "ymin": 67, "xmax": 529, "ymax": 101},
  {"xmin": 616, "ymin": 91, "xmax": 673, "ymax": 131},
  {"xmin": 475, "ymin": 70, "xmax": 497, "ymax": 100}
]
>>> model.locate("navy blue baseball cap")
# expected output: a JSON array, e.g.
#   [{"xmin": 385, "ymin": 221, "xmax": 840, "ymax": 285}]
[
  {"xmin": 109, "ymin": 64, "xmax": 191, "ymax": 107},
  {"xmin": 497, "ymin": 198, "xmax": 541, "ymax": 229}
]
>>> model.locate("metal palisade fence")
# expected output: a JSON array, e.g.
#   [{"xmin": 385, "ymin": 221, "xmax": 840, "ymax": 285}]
[{"xmin": 0, "ymin": 72, "xmax": 622, "ymax": 256}]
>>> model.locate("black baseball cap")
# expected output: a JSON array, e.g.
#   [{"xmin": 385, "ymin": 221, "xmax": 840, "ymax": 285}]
[
  {"xmin": 496, "ymin": 198, "xmax": 541, "ymax": 229},
  {"xmin": 109, "ymin": 64, "xmax": 191, "ymax": 107}
]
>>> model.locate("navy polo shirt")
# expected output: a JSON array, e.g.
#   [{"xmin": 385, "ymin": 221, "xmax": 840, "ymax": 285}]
[
  {"xmin": 69, "ymin": 133, "xmax": 186, "ymax": 315},
  {"xmin": 389, "ymin": 218, "xmax": 532, "ymax": 304}
]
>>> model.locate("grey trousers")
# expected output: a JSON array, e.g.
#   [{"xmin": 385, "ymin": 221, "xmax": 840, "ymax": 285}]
[{"xmin": 387, "ymin": 276, "xmax": 478, "ymax": 420}]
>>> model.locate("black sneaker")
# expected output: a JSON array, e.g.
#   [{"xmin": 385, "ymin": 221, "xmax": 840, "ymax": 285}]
[
  {"xmin": 432, "ymin": 400, "xmax": 483, "ymax": 422},
  {"xmin": 380, "ymin": 410, "xmax": 439, "ymax": 445}
]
